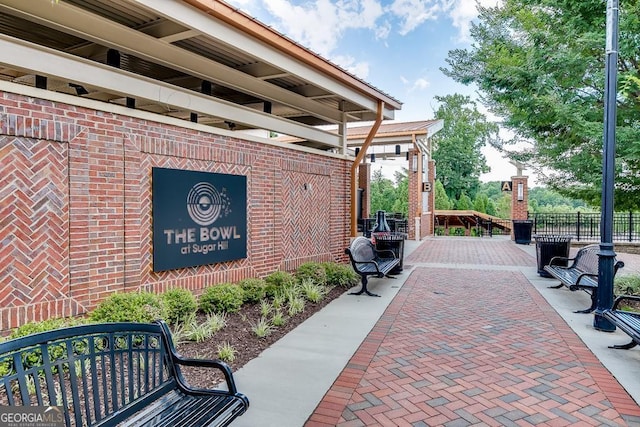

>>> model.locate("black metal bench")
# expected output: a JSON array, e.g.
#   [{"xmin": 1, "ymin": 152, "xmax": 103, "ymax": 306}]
[
  {"xmin": 0, "ymin": 320, "xmax": 249, "ymax": 427},
  {"xmin": 544, "ymin": 244, "xmax": 624, "ymax": 313},
  {"xmin": 345, "ymin": 236, "xmax": 400, "ymax": 297},
  {"xmin": 603, "ymin": 295, "xmax": 640, "ymax": 350}
]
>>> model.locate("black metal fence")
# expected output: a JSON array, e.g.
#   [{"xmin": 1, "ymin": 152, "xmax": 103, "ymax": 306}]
[{"xmin": 532, "ymin": 212, "xmax": 640, "ymax": 242}]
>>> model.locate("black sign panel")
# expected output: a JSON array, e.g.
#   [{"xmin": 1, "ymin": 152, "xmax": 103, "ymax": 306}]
[
  {"xmin": 501, "ymin": 181, "xmax": 513, "ymax": 192},
  {"xmin": 152, "ymin": 167, "xmax": 247, "ymax": 272}
]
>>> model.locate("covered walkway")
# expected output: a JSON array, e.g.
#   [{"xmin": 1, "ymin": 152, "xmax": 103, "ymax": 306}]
[{"xmin": 233, "ymin": 238, "xmax": 640, "ymax": 426}]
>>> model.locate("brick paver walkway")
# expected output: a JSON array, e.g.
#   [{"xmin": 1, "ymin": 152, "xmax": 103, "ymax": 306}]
[{"xmin": 306, "ymin": 239, "xmax": 640, "ymax": 426}]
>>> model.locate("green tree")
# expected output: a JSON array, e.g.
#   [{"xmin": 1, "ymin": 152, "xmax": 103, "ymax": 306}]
[
  {"xmin": 455, "ymin": 192, "xmax": 473, "ymax": 210},
  {"xmin": 495, "ymin": 194, "xmax": 512, "ymax": 219},
  {"xmin": 443, "ymin": 0, "xmax": 640, "ymax": 210},
  {"xmin": 391, "ymin": 169, "xmax": 409, "ymax": 215},
  {"xmin": 434, "ymin": 179, "xmax": 452, "ymax": 210},
  {"xmin": 432, "ymin": 94, "xmax": 496, "ymax": 202},
  {"xmin": 473, "ymin": 193, "xmax": 490, "ymax": 213},
  {"xmin": 370, "ymin": 168, "xmax": 396, "ymax": 213}
]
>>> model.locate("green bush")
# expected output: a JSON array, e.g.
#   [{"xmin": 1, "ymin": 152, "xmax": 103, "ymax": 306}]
[
  {"xmin": 322, "ymin": 262, "xmax": 359, "ymax": 288},
  {"xmin": 161, "ymin": 288, "xmax": 197, "ymax": 325},
  {"xmin": 199, "ymin": 283, "xmax": 245, "ymax": 314},
  {"xmin": 615, "ymin": 275, "xmax": 640, "ymax": 296},
  {"xmin": 264, "ymin": 271, "xmax": 296, "ymax": 298},
  {"xmin": 89, "ymin": 291, "xmax": 165, "ymax": 323},
  {"xmin": 9, "ymin": 317, "xmax": 80, "ymax": 339},
  {"xmin": 2, "ymin": 317, "xmax": 85, "ymax": 376},
  {"xmin": 295, "ymin": 262, "xmax": 327, "ymax": 286},
  {"xmin": 238, "ymin": 278, "xmax": 267, "ymax": 304}
]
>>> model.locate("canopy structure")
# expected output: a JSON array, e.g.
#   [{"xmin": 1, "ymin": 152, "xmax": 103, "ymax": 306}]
[
  {"xmin": 0, "ymin": 0, "xmax": 401, "ymax": 151},
  {"xmin": 345, "ymin": 119, "xmax": 443, "ymax": 160}
]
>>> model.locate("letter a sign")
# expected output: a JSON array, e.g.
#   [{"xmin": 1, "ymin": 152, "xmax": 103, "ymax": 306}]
[{"xmin": 501, "ymin": 181, "xmax": 513, "ymax": 192}]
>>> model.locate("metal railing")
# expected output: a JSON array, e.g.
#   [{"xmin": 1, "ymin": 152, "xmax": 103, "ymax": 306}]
[{"xmin": 532, "ymin": 212, "xmax": 640, "ymax": 242}]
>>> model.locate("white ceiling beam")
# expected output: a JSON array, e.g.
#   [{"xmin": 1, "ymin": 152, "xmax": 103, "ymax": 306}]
[
  {"xmin": 0, "ymin": 35, "xmax": 340, "ymax": 148},
  {"xmin": 131, "ymin": 0, "xmax": 392, "ymax": 118},
  {"xmin": 0, "ymin": 0, "xmax": 345, "ymax": 124}
]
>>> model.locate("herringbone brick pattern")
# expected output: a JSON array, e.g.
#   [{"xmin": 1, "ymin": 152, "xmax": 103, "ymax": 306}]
[
  {"xmin": 0, "ymin": 136, "xmax": 69, "ymax": 307},
  {"xmin": 307, "ymin": 239, "xmax": 640, "ymax": 426},
  {"xmin": 282, "ymin": 171, "xmax": 331, "ymax": 260}
]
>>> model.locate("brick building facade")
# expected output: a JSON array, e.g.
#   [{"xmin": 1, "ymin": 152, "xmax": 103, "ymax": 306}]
[{"xmin": 0, "ymin": 90, "xmax": 352, "ymax": 332}]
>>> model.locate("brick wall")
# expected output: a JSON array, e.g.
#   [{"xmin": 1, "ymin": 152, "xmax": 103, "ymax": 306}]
[
  {"xmin": 358, "ymin": 162, "xmax": 371, "ymax": 220},
  {"xmin": 510, "ymin": 176, "xmax": 529, "ymax": 220},
  {"xmin": 0, "ymin": 91, "xmax": 351, "ymax": 332}
]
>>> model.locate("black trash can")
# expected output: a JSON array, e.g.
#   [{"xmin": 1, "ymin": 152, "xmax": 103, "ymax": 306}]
[
  {"xmin": 512, "ymin": 219, "xmax": 533, "ymax": 244},
  {"xmin": 534, "ymin": 234, "xmax": 572, "ymax": 277},
  {"xmin": 372, "ymin": 232, "xmax": 407, "ymax": 274}
]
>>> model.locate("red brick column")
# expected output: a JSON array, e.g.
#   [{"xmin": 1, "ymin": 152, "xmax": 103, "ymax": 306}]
[
  {"xmin": 511, "ymin": 175, "xmax": 529, "ymax": 220},
  {"xmin": 358, "ymin": 162, "xmax": 371, "ymax": 220},
  {"xmin": 511, "ymin": 175, "xmax": 529, "ymax": 240},
  {"xmin": 424, "ymin": 159, "xmax": 436, "ymax": 236},
  {"xmin": 407, "ymin": 150, "xmax": 419, "ymax": 240}
]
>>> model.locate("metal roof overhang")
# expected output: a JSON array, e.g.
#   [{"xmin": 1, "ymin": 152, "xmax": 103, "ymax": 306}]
[
  {"xmin": 346, "ymin": 119, "xmax": 444, "ymax": 157},
  {"xmin": 0, "ymin": 0, "xmax": 401, "ymax": 151}
]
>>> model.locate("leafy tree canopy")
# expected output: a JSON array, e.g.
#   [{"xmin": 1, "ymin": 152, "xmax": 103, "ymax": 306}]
[
  {"xmin": 442, "ymin": 0, "xmax": 640, "ymax": 211},
  {"xmin": 432, "ymin": 94, "xmax": 496, "ymax": 201}
]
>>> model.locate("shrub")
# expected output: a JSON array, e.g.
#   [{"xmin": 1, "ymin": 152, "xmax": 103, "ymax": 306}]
[
  {"xmin": 322, "ymin": 262, "xmax": 359, "ymax": 288},
  {"xmin": 251, "ymin": 317, "xmax": 273, "ymax": 338},
  {"xmin": 238, "ymin": 278, "xmax": 267, "ymax": 304},
  {"xmin": 615, "ymin": 275, "xmax": 640, "ymax": 296},
  {"xmin": 2, "ymin": 317, "xmax": 86, "ymax": 377},
  {"xmin": 271, "ymin": 310, "xmax": 286, "ymax": 327},
  {"xmin": 259, "ymin": 300, "xmax": 272, "ymax": 317},
  {"xmin": 9, "ymin": 317, "xmax": 80, "ymax": 339},
  {"xmin": 287, "ymin": 295, "xmax": 305, "ymax": 316},
  {"xmin": 264, "ymin": 271, "xmax": 296, "ymax": 298},
  {"xmin": 217, "ymin": 342, "xmax": 236, "ymax": 363},
  {"xmin": 89, "ymin": 291, "xmax": 165, "ymax": 323},
  {"xmin": 295, "ymin": 262, "xmax": 327, "ymax": 286},
  {"xmin": 161, "ymin": 288, "xmax": 197, "ymax": 325},
  {"xmin": 199, "ymin": 283, "xmax": 245, "ymax": 314},
  {"xmin": 299, "ymin": 279, "xmax": 328, "ymax": 303}
]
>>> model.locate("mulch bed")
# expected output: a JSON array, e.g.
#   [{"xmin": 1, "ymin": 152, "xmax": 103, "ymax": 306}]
[{"xmin": 176, "ymin": 286, "xmax": 346, "ymax": 387}]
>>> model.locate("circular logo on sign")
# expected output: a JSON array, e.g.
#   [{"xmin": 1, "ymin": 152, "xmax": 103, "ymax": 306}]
[{"xmin": 186, "ymin": 182, "xmax": 223, "ymax": 226}]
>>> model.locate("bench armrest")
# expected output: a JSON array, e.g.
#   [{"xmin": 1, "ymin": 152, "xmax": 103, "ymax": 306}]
[
  {"xmin": 575, "ymin": 272, "xmax": 598, "ymax": 286},
  {"xmin": 612, "ymin": 294, "xmax": 640, "ymax": 310},
  {"xmin": 156, "ymin": 320, "xmax": 241, "ymax": 396}
]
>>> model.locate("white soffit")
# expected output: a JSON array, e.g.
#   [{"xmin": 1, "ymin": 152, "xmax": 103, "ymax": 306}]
[{"xmin": 0, "ymin": 35, "xmax": 341, "ymax": 148}]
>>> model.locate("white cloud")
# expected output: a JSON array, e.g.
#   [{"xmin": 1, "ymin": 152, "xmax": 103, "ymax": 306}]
[
  {"xmin": 261, "ymin": 0, "xmax": 385, "ymax": 57},
  {"xmin": 389, "ymin": 0, "xmax": 444, "ymax": 35},
  {"xmin": 449, "ymin": 0, "xmax": 502, "ymax": 42},
  {"xmin": 412, "ymin": 78, "xmax": 431, "ymax": 91},
  {"xmin": 401, "ymin": 75, "xmax": 431, "ymax": 92},
  {"xmin": 331, "ymin": 55, "xmax": 370, "ymax": 79}
]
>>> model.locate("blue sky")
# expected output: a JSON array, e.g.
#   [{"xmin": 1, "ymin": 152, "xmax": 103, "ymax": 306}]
[{"xmin": 225, "ymin": 0, "xmax": 527, "ymax": 183}]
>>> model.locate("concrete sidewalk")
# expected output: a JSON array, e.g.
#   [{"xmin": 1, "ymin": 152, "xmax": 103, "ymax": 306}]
[{"xmin": 232, "ymin": 237, "xmax": 640, "ymax": 426}]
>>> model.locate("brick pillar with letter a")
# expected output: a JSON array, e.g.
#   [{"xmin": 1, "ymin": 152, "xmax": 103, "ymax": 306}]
[{"xmin": 511, "ymin": 175, "xmax": 529, "ymax": 220}]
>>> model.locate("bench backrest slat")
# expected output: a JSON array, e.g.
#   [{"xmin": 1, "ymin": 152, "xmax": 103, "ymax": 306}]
[
  {"xmin": 573, "ymin": 244, "xmax": 600, "ymax": 274},
  {"xmin": 348, "ymin": 237, "xmax": 377, "ymax": 262},
  {"xmin": 0, "ymin": 322, "xmax": 174, "ymax": 427}
]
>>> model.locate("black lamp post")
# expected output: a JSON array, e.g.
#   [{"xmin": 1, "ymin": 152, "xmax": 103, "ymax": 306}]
[{"xmin": 594, "ymin": 0, "xmax": 619, "ymax": 332}]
